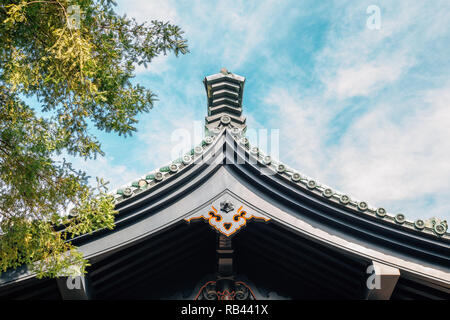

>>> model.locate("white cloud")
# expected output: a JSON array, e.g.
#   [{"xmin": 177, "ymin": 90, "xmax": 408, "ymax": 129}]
[
  {"xmin": 338, "ymin": 86, "xmax": 450, "ymax": 196},
  {"xmin": 331, "ymin": 84, "xmax": 450, "ymax": 217},
  {"xmin": 134, "ymin": 54, "xmax": 172, "ymax": 75},
  {"xmin": 265, "ymin": 79, "xmax": 450, "ymax": 220},
  {"xmin": 174, "ymin": 0, "xmax": 299, "ymax": 69},
  {"xmin": 136, "ymin": 116, "xmax": 202, "ymax": 170},
  {"xmin": 324, "ymin": 59, "xmax": 409, "ymax": 99},
  {"xmin": 116, "ymin": 0, "xmax": 178, "ymax": 24},
  {"xmin": 264, "ymin": 88, "xmax": 332, "ymax": 176},
  {"xmin": 71, "ymin": 156, "xmax": 141, "ymax": 192},
  {"xmin": 314, "ymin": 1, "xmax": 439, "ymax": 99}
]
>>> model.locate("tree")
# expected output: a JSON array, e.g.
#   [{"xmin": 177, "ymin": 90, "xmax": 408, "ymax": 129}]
[{"xmin": 0, "ymin": 0, "xmax": 188, "ymax": 277}]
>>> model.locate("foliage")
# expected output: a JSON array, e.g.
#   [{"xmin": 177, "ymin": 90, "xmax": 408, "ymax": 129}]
[{"xmin": 0, "ymin": 0, "xmax": 188, "ymax": 277}]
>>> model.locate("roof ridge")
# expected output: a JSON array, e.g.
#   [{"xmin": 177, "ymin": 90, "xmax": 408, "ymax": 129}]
[{"xmin": 109, "ymin": 126, "xmax": 448, "ymax": 238}]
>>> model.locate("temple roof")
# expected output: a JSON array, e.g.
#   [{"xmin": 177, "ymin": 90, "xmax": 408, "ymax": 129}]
[
  {"xmin": 110, "ymin": 69, "xmax": 449, "ymax": 239},
  {"xmin": 1, "ymin": 70, "xmax": 449, "ymax": 297}
]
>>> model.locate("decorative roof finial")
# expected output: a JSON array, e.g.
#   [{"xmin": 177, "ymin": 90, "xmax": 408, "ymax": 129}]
[{"xmin": 203, "ymin": 69, "xmax": 246, "ymax": 133}]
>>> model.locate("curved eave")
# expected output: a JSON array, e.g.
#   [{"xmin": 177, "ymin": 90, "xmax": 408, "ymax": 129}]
[
  {"xmin": 78, "ymin": 129, "xmax": 450, "ymax": 270},
  {"xmin": 110, "ymin": 127, "xmax": 449, "ymax": 240},
  {"xmin": 1, "ymin": 128, "xmax": 449, "ymax": 289}
]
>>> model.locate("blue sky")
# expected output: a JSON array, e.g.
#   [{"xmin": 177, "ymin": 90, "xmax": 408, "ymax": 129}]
[{"xmin": 72, "ymin": 0, "xmax": 450, "ymax": 222}]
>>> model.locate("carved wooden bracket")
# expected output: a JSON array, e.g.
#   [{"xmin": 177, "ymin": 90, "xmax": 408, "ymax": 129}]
[{"xmin": 185, "ymin": 198, "xmax": 270, "ymax": 237}]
